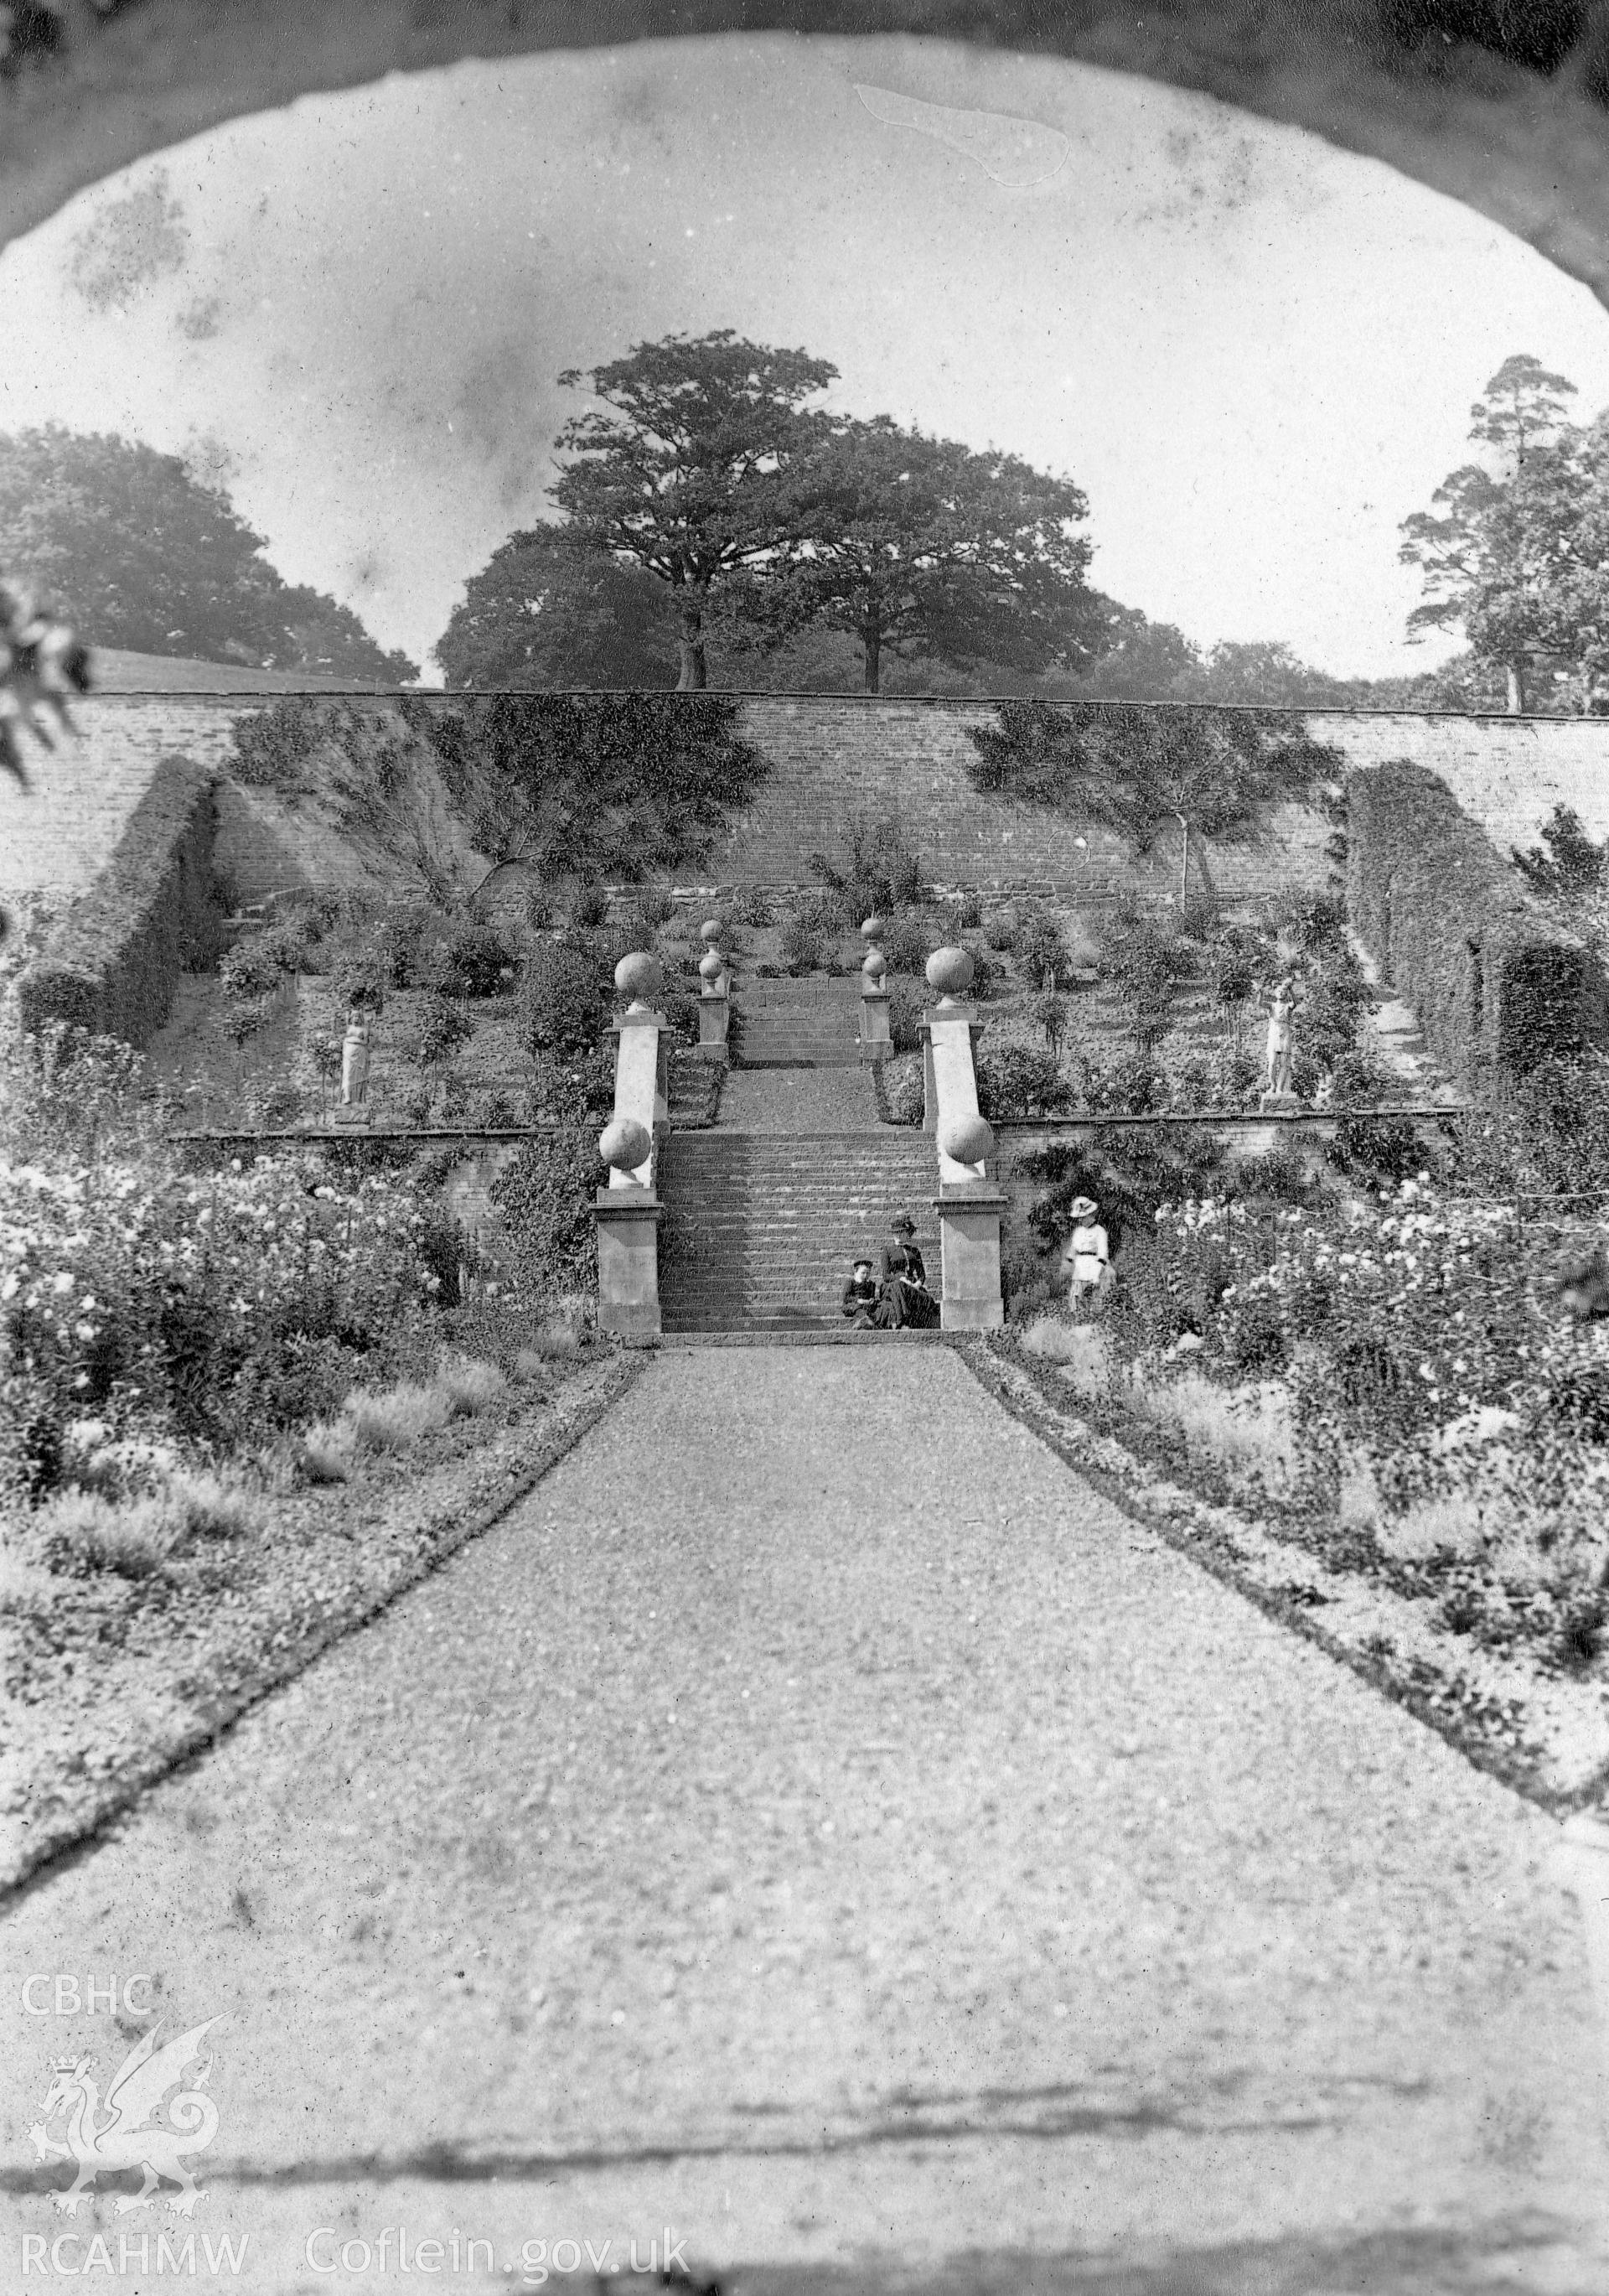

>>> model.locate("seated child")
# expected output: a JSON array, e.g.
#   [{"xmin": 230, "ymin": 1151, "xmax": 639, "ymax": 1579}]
[{"xmin": 841, "ymin": 1257, "xmax": 880, "ymax": 1327}]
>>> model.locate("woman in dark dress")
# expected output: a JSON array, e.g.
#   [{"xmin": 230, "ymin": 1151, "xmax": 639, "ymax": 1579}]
[{"xmin": 878, "ymin": 1212, "xmax": 940, "ymax": 1329}]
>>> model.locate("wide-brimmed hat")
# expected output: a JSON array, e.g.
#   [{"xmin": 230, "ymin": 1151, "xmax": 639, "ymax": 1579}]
[
  {"xmin": 889, "ymin": 1211, "xmax": 917, "ymax": 1235},
  {"xmin": 1067, "ymin": 1196, "xmax": 1099, "ymax": 1221}
]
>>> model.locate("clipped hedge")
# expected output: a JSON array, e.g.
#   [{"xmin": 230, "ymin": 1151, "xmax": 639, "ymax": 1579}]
[
  {"xmin": 17, "ymin": 754, "xmax": 225, "ymax": 1050},
  {"xmin": 1348, "ymin": 759, "xmax": 1606, "ymax": 1085}
]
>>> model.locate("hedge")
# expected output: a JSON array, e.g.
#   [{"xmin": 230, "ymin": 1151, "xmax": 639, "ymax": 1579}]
[
  {"xmin": 1347, "ymin": 759, "xmax": 1606, "ymax": 1085},
  {"xmin": 17, "ymin": 754, "xmax": 225, "ymax": 1049}
]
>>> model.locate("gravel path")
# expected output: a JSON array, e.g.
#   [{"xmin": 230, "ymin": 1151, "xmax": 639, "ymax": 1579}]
[
  {"xmin": 3, "ymin": 1348, "xmax": 1607, "ymax": 2292},
  {"xmin": 720, "ymin": 1067, "xmax": 881, "ymax": 1132}
]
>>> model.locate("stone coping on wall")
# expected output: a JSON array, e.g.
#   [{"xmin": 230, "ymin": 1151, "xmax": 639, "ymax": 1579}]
[
  {"xmin": 167, "ymin": 1125, "xmax": 591, "ymax": 1144},
  {"xmin": 986, "ymin": 1105, "xmax": 1468, "ymax": 1129},
  {"xmin": 88, "ymin": 687, "xmax": 1609, "ymax": 721}
]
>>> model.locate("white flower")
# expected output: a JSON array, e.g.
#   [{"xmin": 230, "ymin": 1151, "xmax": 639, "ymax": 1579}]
[
  {"xmin": 51, "ymin": 1271, "xmax": 74, "ymax": 1294},
  {"xmin": 74, "ymin": 1322, "xmax": 97, "ymax": 1342}
]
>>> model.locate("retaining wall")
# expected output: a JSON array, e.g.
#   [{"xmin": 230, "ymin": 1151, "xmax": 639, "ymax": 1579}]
[
  {"xmin": 15, "ymin": 755, "xmax": 227, "ymax": 1049},
  {"xmin": 9, "ymin": 692, "xmax": 1609, "ymax": 906}
]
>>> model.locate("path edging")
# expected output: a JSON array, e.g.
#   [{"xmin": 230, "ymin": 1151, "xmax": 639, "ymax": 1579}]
[
  {"xmin": 1, "ymin": 1352, "xmax": 646, "ymax": 1905},
  {"xmin": 956, "ymin": 1336, "xmax": 1609, "ymax": 1818}
]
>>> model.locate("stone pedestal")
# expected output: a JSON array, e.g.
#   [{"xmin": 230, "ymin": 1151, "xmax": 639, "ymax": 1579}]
[
  {"xmin": 330, "ymin": 1105, "xmax": 373, "ymax": 1129},
  {"xmin": 611, "ymin": 1006, "xmax": 669, "ymax": 1133},
  {"xmin": 1259, "ymin": 1089, "xmax": 1300, "ymax": 1114},
  {"xmin": 920, "ymin": 1004, "xmax": 982, "ymax": 1131},
  {"xmin": 934, "ymin": 1181, "xmax": 1006, "ymax": 1330},
  {"xmin": 697, "ymin": 985, "xmax": 730, "ymax": 1060},
  {"xmin": 594, "ymin": 1189, "xmax": 664, "ymax": 1337},
  {"xmin": 859, "ymin": 988, "xmax": 890, "ymax": 1063}
]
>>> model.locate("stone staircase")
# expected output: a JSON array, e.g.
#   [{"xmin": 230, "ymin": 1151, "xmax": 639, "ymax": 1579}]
[
  {"xmin": 737, "ymin": 977, "xmax": 861, "ymax": 1067},
  {"xmin": 658, "ymin": 1130, "xmax": 939, "ymax": 1332},
  {"xmin": 654, "ymin": 970, "xmax": 945, "ymax": 1335}
]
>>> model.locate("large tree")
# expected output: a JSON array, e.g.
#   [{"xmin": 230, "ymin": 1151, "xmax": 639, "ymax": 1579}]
[
  {"xmin": 550, "ymin": 330, "xmax": 837, "ymax": 691},
  {"xmin": 0, "ymin": 425, "xmax": 418, "ymax": 681},
  {"xmin": 434, "ymin": 529, "xmax": 677, "ymax": 689},
  {"xmin": 1399, "ymin": 354, "xmax": 1592, "ymax": 713},
  {"xmin": 730, "ymin": 416, "xmax": 1100, "ymax": 694}
]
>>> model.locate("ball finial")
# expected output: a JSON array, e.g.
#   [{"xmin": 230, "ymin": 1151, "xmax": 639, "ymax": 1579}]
[
  {"xmin": 861, "ymin": 946, "xmax": 887, "ymax": 983},
  {"xmin": 598, "ymin": 1116, "xmax": 653, "ymax": 1174},
  {"xmin": 939, "ymin": 1112, "xmax": 995, "ymax": 1167},
  {"xmin": 698, "ymin": 949, "xmax": 726, "ymax": 984},
  {"xmin": 926, "ymin": 945, "xmax": 975, "ymax": 999},
  {"xmin": 860, "ymin": 915, "xmax": 886, "ymax": 944},
  {"xmin": 700, "ymin": 919, "xmax": 723, "ymax": 947},
  {"xmin": 613, "ymin": 951, "xmax": 663, "ymax": 1005}
]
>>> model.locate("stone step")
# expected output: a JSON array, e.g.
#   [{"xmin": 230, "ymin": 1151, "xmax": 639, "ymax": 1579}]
[
  {"xmin": 737, "ymin": 1055, "xmax": 864, "ymax": 1070},
  {"xmin": 658, "ymin": 1116, "xmax": 942, "ymax": 1329}
]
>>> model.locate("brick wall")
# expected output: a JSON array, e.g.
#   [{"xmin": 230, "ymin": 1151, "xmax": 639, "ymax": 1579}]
[
  {"xmin": 722, "ymin": 699, "xmax": 1330, "ymax": 897},
  {"xmin": 717, "ymin": 699, "xmax": 1609, "ymax": 895},
  {"xmin": 1316, "ymin": 710, "xmax": 1609, "ymax": 858},
  {"xmin": 0, "ymin": 696, "xmax": 241, "ymax": 894},
  {"xmin": 9, "ymin": 693, "xmax": 1609, "ymax": 908}
]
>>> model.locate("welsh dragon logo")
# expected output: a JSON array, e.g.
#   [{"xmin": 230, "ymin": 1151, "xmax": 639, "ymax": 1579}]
[{"xmin": 28, "ymin": 2020, "xmax": 220, "ymax": 2216}]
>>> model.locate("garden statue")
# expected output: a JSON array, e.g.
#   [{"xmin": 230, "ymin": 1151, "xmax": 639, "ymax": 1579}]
[
  {"xmin": 339, "ymin": 1013, "xmax": 371, "ymax": 1112},
  {"xmin": 1061, "ymin": 1195, "xmax": 1110, "ymax": 1304},
  {"xmin": 1262, "ymin": 976, "xmax": 1300, "ymax": 1104}
]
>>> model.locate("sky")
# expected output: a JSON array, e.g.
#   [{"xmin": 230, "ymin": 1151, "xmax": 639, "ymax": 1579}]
[{"xmin": 6, "ymin": 30, "xmax": 1609, "ymax": 682}]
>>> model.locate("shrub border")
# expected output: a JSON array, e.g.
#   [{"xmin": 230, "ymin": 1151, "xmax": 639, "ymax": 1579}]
[{"xmin": 1347, "ymin": 758, "xmax": 1607, "ymax": 1086}]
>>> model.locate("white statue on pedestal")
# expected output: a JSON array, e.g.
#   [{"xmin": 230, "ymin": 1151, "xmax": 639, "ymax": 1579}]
[
  {"xmin": 1264, "ymin": 977, "xmax": 1298, "ymax": 1099},
  {"xmin": 340, "ymin": 1015, "xmax": 371, "ymax": 1109}
]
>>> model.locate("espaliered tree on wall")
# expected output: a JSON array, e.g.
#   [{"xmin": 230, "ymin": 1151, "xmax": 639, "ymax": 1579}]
[
  {"xmin": 965, "ymin": 698, "xmax": 1337, "ymax": 884},
  {"xmin": 408, "ymin": 692, "xmax": 768, "ymax": 885}
]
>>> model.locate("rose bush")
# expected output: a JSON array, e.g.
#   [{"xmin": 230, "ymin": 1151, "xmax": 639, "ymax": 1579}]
[{"xmin": 1, "ymin": 1153, "xmax": 445, "ymax": 1491}]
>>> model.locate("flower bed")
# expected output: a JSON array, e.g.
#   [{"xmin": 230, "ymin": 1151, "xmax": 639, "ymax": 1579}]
[
  {"xmin": 0, "ymin": 1150, "xmax": 447, "ymax": 1482},
  {"xmin": 968, "ymin": 1337, "xmax": 1609, "ymax": 1807},
  {"xmin": 992, "ymin": 1172, "xmax": 1609, "ymax": 1801},
  {"xmin": 0, "ymin": 1019, "xmax": 640, "ymax": 1889},
  {"xmin": 2, "ymin": 1345, "xmax": 639, "ymax": 1893}
]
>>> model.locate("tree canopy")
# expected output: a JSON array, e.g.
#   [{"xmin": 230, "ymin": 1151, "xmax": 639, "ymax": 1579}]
[
  {"xmin": 0, "ymin": 425, "xmax": 418, "ymax": 681},
  {"xmin": 728, "ymin": 416, "xmax": 1099, "ymax": 693},
  {"xmin": 434, "ymin": 529, "xmax": 676, "ymax": 689},
  {"xmin": 1399, "ymin": 353, "xmax": 1609, "ymax": 713},
  {"xmin": 550, "ymin": 330, "xmax": 837, "ymax": 690}
]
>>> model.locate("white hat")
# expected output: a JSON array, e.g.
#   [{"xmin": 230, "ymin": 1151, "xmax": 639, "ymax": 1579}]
[{"xmin": 1067, "ymin": 1196, "xmax": 1099, "ymax": 1221}]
